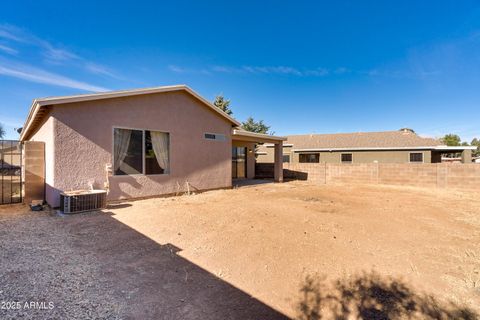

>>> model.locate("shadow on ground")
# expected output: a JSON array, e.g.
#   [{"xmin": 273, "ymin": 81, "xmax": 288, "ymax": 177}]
[
  {"xmin": 295, "ymin": 271, "xmax": 478, "ymax": 320},
  {"xmin": 0, "ymin": 208, "xmax": 288, "ymax": 320},
  {"xmin": 66, "ymin": 210, "xmax": 290, "ymax": 319}
]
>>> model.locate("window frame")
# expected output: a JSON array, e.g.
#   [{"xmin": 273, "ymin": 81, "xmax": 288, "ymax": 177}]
[
  {"xmin": 341, "ymin": 153, "xmax": 353, "ymax": 163},
  {"xmin": 112, "ymin": 126, "xmax": 170, "ymax": 176},
  {"xmin": 299, "ymin": 153, "xmax": 320, "ymax": 163},
  {"xmin": 409, "ymin": 152, "xmax": 424, "ymax": 163},
  {"xmin": 204, "ymin": 132, "xmax": 226, "ymax": 141}
]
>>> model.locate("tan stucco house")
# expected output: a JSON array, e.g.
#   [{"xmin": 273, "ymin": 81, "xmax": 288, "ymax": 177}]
[
  {"xmin": 257, "ymin": 129, "xmax": 476, "ymax": 164},
  {"xmin": 20, "ymin": 85, "xmax": 285, "ymax": 207}
]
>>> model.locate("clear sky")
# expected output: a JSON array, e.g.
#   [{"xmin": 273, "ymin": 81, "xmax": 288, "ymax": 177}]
[{"xmin": 1, "ymin": 1, "xmax": 479, "ymax": 141}]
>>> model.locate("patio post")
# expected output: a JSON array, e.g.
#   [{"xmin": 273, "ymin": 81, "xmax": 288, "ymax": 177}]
[
  {"xmin": 274, "ymin": 142, "xmax": 283, "ymax": 182},
  {"xmin": 461, "ymin": 149, "xmax": 472, "ymax": 163}
]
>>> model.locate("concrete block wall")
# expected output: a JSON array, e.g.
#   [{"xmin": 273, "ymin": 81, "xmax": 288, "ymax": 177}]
[
  {"xmin": 278, "ymin": 162, "xmax": 480, "ymax": 190},
  {"xmin": 445, "ymin": 164, "xmax": 480, "ymax": 190},
  {"xmin": 326, "ymin": 163, "xmax": 378, "ymax": 185},
  {"xmin": 378, "ymin": 164, "xmax": 437, "ymax": 187},
  {"xmin": 23, "ymin": 141, "xmax": 45, "ymax": 204},
  {"xmin": 285, "ymin": 163, "xmax": 326, "ymax": 183}
]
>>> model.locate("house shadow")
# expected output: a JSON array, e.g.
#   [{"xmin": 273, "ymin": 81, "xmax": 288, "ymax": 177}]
[
  {"xmin": 295, "ymin": 271, "xmax": 478, "ymax": 320},
  {"xmin": 59, "ymin": 210, "xmax": 289, "ymax": 320},
  {"xmin": 284, "ymin": 169, "xmax": 309, "ymax": 181},
  {"xmin": 254, "ymin": 163, "xmax": 309, "ymax": 181},
  {"xmin": 105, "ymin": 203, "xmax": 133, "ymax": 209}
]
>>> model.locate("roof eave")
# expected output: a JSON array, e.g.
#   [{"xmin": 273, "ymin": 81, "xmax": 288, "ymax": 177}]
[
  {"xmin": 292, "ymin": 146, "xmax": 478, "ymax": 152},
  {"xmin": 232, "ymin": 129, "xmax": 287, "ymax": 142}
]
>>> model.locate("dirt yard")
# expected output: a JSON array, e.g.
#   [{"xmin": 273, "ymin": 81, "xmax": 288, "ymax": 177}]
[{"xmin": 0, "ymin": 181, "xmax": 479, "ymax": 319}]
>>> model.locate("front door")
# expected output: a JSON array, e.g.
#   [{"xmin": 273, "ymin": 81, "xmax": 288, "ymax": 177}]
[{"xmin": 232, "ymin": 147, "xmax": 247, "ymax": 179}]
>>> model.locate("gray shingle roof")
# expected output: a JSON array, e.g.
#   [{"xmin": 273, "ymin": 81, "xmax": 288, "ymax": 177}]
[{"xmin": 287, "ymin": 130, "xmax": 442, "ymax": 150}]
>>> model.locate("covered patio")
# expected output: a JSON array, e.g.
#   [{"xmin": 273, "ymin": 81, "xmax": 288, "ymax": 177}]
[
  {"xmin": 231, "ymin": 129, "xmax": 286, "ymax": 182},
  {"xmin": 431, "ymin": 146, "xmax": 477, "ymax": 163}
]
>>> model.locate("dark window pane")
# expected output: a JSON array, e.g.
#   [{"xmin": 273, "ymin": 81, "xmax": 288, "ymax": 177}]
[
  {"xmin": 283, "ymin": 155, "xmax": 290, "ymax": 163},
  {"xmin": 410, "ymin": 153, "xmax": 423, "ymax": 162},
  {"xmin": 114, "ymin": 128, "xmax": 143, "ymax": 175},
  {"xmin": 299, "ymin": 153, "xmax": 320, "ymax": 163},
  {"xmin": 341, "ymin": 153, "xmax": 353, "ymax": 163},
  {"xmin": 145, "ymin": 130, "xmax": 169, "ymax": 174},
  {"xmin": 204, "ymin": 133, "xmax": 226, "ymax": 141}
]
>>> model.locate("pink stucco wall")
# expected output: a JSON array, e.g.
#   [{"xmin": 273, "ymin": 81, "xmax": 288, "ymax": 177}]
[{"xmin": 31, "ymin": 91, "xmax": 233, "ymax": 207}]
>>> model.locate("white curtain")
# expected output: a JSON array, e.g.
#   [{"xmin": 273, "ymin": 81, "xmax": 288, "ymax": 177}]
[
  {"xmin": 114, "ymin": 129, "xmax": 131, "ymax": 173},
  {"xmin": 150, "ymin": 131, "xmax": 169, "ymax": 173}
]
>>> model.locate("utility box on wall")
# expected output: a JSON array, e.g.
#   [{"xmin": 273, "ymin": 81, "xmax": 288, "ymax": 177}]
[{"xmin": 23, "ymin": 141, "xmax": 45, "ymax": 205}]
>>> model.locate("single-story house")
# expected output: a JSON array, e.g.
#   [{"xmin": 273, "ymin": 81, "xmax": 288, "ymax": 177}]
[
  {"xmin": 20, "ymin": 85, "xmax": 286, "ymax": 207},
  {"xmin": 256, "ymin": 129, "xmax": 476, "ymax": 164}
]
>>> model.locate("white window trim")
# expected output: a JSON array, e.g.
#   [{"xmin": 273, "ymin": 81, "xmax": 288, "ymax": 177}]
[
  {"xmin": 112, "ymin": 126, "xmax": 171, "ymax": 176},
  {"xmin": 408, "ymin": 152, "xmax": 424, "ymax": 163}
]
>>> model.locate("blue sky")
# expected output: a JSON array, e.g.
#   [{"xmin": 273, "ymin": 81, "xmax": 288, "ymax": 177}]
[{"xmin": 1, "ymin": 1, "xmax": 479, "ymax": 141}]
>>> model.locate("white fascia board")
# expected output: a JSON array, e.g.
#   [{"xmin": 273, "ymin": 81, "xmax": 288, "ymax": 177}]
[
  {"xmin": 433, "ymin": 146, "xmax": 478, "ymax": 150},
  {"xmin": 292, "ymin": 146, "xmax": 478, "ymax": 152},
  {"xmin": 263, "ymin": 143, "xmax": 293, "ymax": 147},
  {"xmin": 232, "ymin": 129, "xmax": 287, "ymax": 141}
]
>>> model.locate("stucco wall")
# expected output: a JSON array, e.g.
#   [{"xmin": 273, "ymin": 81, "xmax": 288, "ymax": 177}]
[
  {"xmin": 40, "ymin": 91, "xmax": 232, "ymax": 207},
  {"xmin": 257, "ymin": 146, "xmax": 433, "ymax": 164},
  {"xmin": 29, "ymin": 114, "xmax": 56, "ymax": 205}
]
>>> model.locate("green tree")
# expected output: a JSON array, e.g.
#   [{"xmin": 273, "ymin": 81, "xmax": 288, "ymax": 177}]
[
  {"xmin": 471, "ymin": 138, "xmax": 480, "ymax": 156},
  {"xmin": 241, "ymin": 117, "xmax": 272, "ymax": 134},
  {"xmin": 213, "ymin": 94, "xmax": 233, "ymax": 116},
  {"xmin": 441, "ymin": 134, "xmax": 461, "ymax": 146},
  {"xmin": 0, "ymin": 123, "xmax": 5, "ymax": 139}
]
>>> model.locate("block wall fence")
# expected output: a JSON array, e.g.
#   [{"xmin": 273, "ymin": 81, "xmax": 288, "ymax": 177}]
[{"xmin": 256, "ymin": 163, "xmax": 480, "ymax": 190}]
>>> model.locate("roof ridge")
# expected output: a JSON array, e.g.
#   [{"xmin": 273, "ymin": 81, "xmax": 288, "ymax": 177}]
[{"xmin": 34, "ymin": 84, "xmax": 188, "ymax": 102}]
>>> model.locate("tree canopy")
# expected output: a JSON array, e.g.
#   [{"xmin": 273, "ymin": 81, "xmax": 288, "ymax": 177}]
[
  {"xmin": 213, "ymin": 94, "xmax": 233, "ymax": 116},
  {"xmin": 0, "ymin": 123, "xmax": 5, "ymax": 139},
  {"xmin": 471, "ymin": 138, "xmax": 480, "ymax": 156},
  {"xmin": 441, "ymin": 134, "xmax": 462, "ymax": 146},
  {"xmin": 241, "ymin": 117, "xmax": 272, "ymax": 134}
]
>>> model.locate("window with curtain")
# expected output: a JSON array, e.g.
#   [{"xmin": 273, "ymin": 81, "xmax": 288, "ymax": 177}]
[{"xmin": 114, "ymin": 128, "xmax": 170, "ymax": 175}]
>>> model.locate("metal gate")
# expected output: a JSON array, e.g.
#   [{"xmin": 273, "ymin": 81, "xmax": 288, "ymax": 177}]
[{"xmin": 0, "ymin": 140, "xmax": 22, "ymax": 204}]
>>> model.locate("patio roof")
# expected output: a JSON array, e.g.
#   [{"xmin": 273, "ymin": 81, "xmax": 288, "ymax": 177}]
[{"xmin": 232, "ymin": 129, "xmax": 286, "ymax": 144}]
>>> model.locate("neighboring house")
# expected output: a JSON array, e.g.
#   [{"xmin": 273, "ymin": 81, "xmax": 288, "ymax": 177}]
[
  {"xmin": 20, "ymin": 85, "xmax": 285, "ymax": 207},
  {"xmin": 257, "ymin": 129, "xmax": 476, "ymax": 164}
]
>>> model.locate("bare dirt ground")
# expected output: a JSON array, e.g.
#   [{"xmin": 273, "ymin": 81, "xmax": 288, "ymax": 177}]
[{"xmin": 0, "ymin": 181, "xmax": 479, "ymax": 319}]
